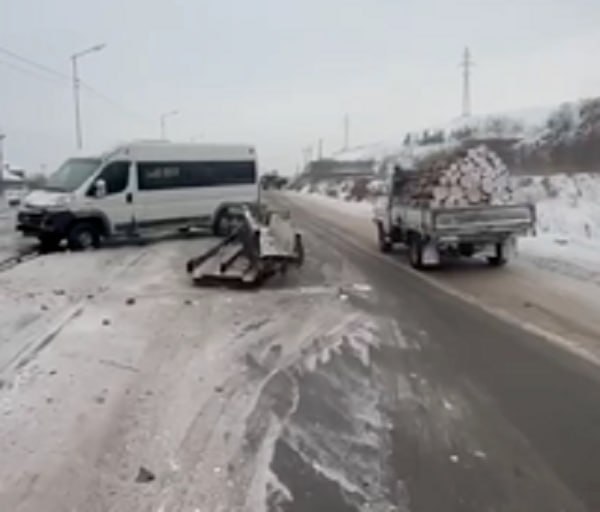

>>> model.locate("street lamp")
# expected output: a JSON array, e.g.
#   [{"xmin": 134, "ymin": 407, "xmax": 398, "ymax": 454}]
[
  {"xmin": 160, "ymin": 110, "xmax": 178, "ymax": 140},
  {"xmin": 71, "ymin": 43, "xmax": 106, "ymax": 150},
  {"xmin": 0, "ymin": 133, "xmax": 6, "ymax": 177}
]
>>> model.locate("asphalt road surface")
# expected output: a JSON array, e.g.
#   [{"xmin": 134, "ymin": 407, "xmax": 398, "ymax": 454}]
[{"xmin": 267, "ymin": 192, "xmax": 600, "ymax": 512}]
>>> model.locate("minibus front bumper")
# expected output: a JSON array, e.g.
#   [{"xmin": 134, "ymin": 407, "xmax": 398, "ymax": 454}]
[{"xmin": 16, "ymin": 209, "xmax": 73, "ymax": 238}]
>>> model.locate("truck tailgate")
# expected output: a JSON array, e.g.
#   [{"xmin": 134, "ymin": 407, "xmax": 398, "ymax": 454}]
[{"xmin": 432, "ymin": 204, "xmax": 535, "ymax": 236}]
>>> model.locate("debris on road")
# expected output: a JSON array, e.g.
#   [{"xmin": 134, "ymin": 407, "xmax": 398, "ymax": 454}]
[
  {"xmin": 135, "ymin": 466, "xmax": 156, "ymax": 483},
  {"xmin": 443, "ymin": 399, "xmax": 454, "ymax": 411},
  {"xmin": 186, "ymin": 207, "xmax": 303, "ymax": 287},
  {"xmin": 125, "ymin": 297, "xmax": 136, "ymax": 306}
]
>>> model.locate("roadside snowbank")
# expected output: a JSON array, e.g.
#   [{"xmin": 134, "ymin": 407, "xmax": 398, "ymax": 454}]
[
  {"xmin": 512, "ymin": 174, "xmax": 600, "ymax": 282},
  {"xmin": 513, "ymin": 174, "xmax": 600, "ymax": 239}
]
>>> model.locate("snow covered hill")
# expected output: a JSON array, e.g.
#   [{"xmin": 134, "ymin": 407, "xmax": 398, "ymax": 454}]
[{"xmin": 326, "ymin": 97, "xmax": 600, "ymax": 176}]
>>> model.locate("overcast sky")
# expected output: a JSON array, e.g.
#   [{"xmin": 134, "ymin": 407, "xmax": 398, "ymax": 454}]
[{"xmin": 1, "ymin": 0, "xmax": 600, "ymax": 175}]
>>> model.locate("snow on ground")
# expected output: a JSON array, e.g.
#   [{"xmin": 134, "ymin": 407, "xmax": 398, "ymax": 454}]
[
  {"xmin": 511, "ymin": 173, "xmax": 600, "ymax": 284},
  {"xmin": 0, "ymin": 228, "xmax": 410, "ymax": 511},
  {"xmin": 0, "ymin": 246, "xmax": 148, "ymax": 374},
  {"xmin": 513, "ymin": 173, "xmax": 600, "ymax": 238}
]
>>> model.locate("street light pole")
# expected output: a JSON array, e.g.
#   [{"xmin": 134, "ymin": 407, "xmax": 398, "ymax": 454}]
[
  {"xmin": 71, "ymin": 43, "xmax": 106, "ymax": 150},
  {"xmin": 160, "ymin": 110, "xmax": 178, "ymax": 140},
  {"xmin": 0, "ymin": 133, "xmax": 6, "ymax": 178},
  {"xmin": 344, "ymin": 114, "xmax": 350, "ymax": 151},
  {"xmin": 71, "ymin": 57, "xmax": 82, "ymax": 150}
]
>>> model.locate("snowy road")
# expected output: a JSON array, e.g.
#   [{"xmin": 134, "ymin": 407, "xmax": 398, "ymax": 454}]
[
  {"xmin": 0, "ymin": 197, "xmax": 599, "ymax": 510},
  {"xmin": 281, "ymin": 191, "xmax": 600, "ymax": 364},
  {"xmin": 270, "ymin": 192, "xmax": 600, "ymax": 510}
]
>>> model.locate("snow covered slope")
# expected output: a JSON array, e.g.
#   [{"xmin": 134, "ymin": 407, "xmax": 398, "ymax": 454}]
[
  {"xmin": 513, "ymin": 173, "xmax": 600, "ymax": 240},
  {"xmin": 327, "ymin": 97, "xmax": 600, "ymax": 176}
]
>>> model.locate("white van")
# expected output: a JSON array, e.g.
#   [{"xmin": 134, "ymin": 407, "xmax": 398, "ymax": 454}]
[{"xmin": 17, "ymin": 141, "xmax": 258, "ymax": 250}]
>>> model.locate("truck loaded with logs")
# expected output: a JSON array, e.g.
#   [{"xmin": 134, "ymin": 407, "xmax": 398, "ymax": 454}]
[{"xmin": 374, "ymin": 144, "xmax": 535, "ymax": 268}]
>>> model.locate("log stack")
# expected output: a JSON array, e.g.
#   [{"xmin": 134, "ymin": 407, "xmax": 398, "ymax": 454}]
[{"xmin": 394, "ymin": 145, "xmax": 512, "ymax": 208}]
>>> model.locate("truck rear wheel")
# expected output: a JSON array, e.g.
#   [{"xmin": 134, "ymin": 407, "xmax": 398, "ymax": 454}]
[
  {"xmin": 377, "ymin": 223, "xmax": 392, "ymax": 253},
  {"xmin": 408, "ymin": 235, "xmax": 423, "ymax": 269},
  {"xmin": 487, "ymin": 243, "xmax": 508, "ymax": 267}
]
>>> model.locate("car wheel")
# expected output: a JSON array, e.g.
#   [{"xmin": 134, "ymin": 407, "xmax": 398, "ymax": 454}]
[
  {"xmin": 487, "ymin": 243, "xmax": 508, "ymax": 267},
  {"xmin": 294, "ymin": 233, "xmax": 305, "ymax": 265},
  {"xmin": 408, "ymin": 235, "xmax": 423, "ymax": 269},
  {"xmin": 377, "ymin": 223, "xmax": 392, "ymax": 253},
  {"xmin": 68, "ymin": 222, "xmax": 100, "ymax": 251}
]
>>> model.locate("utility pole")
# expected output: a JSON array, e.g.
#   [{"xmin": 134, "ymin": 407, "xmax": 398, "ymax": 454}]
[
  {"xmin": 317, "ymin": 138, "xmax": 323, "ymax": 159},
  {"xmin": 343, "ymin": 114, "xmax": 350, "ymax": 150},
  {"xmin": 160, "ymin": 110, "xmax": 178, "ymax": 139},
  {"xmin": 71, "ymin": 44, "xmax": 106, "ymax": 150},
  {"xmin": 71, "ymin": 57, "xmax": 82, "ymax": 150},
  {"xmin": 461, "ymin": 47, "xmax": 473, "ymax": 117},
  {"xmin": 0, "ymin": 133, "xmax": 5, "ymax": 183},
  {"xmin": 302, "ymin": 146, "xmax": 313, "ymax": 167}
]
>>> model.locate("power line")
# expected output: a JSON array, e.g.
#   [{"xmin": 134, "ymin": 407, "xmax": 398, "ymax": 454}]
[
  {"xmin": 80, "ymin": 83, "xmax": 152, "ymax": 123},
  {"xmin": 0, "ymin": 46, "xmax": 70, "ymax": 82},
  {"xmin": 0, "ymin": 45, "xmax": 151, "ymax": 123},
  {"xmin": 0, "ymin": 56, "xmax": 67, "ymax": 86}
]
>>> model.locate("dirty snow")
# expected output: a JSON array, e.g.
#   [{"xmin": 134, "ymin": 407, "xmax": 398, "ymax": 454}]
[
  {"xmin": 0, "ymin": 247, "xmax": 146, "ymax": 374},
  {"xmin": 0, "ymin": 227, "xmax": 415, "ymax": 511}
]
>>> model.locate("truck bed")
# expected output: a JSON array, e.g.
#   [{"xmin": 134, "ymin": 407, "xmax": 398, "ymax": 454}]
[{"xmin": 394, "ymin": 203, "xmax": 535, "ymax": 241}]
